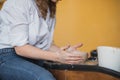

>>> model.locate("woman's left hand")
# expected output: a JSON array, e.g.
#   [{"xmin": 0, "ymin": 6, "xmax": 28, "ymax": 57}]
[
  {"xmin": 61, "ymin": 43, "xmax": 83, "ymax": 52},
  {"xmin": 60, "ymin": 43, "xmax": 88, "ymax": 63}
]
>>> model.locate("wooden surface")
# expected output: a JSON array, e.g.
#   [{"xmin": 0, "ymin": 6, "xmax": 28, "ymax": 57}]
[{"xmin": 50, "ymin": 69, "xmax": 120, "ymax": 80}]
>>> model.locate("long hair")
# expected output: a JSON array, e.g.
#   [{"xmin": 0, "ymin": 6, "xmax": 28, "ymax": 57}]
[{"xmin": 35, "ymin": 0, "xmax": 57, "ymax": 19}]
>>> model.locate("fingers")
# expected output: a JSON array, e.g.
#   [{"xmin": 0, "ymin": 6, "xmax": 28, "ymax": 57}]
[
  {"xmin": 58, "ymin": 51, "xmax": 85, "ymax": 64},
  {"xmin": 58, "ymin": 43, "xmax": 85, "ymax": 64},
  {"xmin": 66, "ymin": 43, "xmax": 83, "ymax": 52},
  {"xmin": 60, "ymin": 57, "xmax": 84, "ymax": 64},
  {"xmin": 64, "ymin": 60, "xmax": 84, "ymax": 64},
  {"xmin": 62, "ymin": 57, "xmax": 84, "ymax": 64},
  {"xmin": 65, "ymin": 53, "xmax": 84, "ymax": 61},
  {"xmin": 72, "ymin": 43, "xmax": 83, "ymax": 49},
  {"xmin": 65, "ymin": 57, "xmax": 83, "ymax": 61},
  {"xmin": 60, "ymin": 43, "xmax": 83, "ymax": 52},
  {"xmin": 61, "ymin": 44, "xmax": 71, "ymax": 51}
]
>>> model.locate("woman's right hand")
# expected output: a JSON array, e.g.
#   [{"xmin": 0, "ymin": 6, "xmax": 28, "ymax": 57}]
[{"xmin": 56, "ymin": 50, "xmax": 83, "ymax": 64}]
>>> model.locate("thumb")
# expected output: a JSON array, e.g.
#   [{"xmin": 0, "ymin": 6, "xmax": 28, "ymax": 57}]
[{"xmin": 72, "ymin": 43, "xmax": 83, "ymax": 49}]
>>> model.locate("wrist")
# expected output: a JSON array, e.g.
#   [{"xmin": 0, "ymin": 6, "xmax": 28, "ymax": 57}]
[
  {"xmin": 49, "ymin": 46, "xmax": 60, "ymax": 52},
  {"xmin": 49, "ymin": 51, "xmax": 59, "ymax": 62}
]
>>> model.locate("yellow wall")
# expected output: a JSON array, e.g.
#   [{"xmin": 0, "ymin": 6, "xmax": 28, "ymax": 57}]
[
  {"xmin": 54, "ymin": 0, "xmax": 120, "ymax": 52},
  {"xmin": 0, "ymin": 0, "xmax": 120, "ymax": 53}
]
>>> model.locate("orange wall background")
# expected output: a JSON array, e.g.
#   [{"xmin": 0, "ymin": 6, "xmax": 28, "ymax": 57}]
[
  {"xmin": 0, "ymin": 0, "xmax": 120, "ymax": 53},
  {"xmin": 54, "ymin": 0, "xmax": 120, "ymax": 52}
]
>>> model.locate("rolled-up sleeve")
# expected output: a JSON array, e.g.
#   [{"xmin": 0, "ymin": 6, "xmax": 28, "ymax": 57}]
[{"xmin": 2, "ymin": 0, "xmax": 30, "ymax": 47}]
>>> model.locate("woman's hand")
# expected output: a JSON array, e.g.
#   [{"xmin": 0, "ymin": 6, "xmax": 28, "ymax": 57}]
[
  {"xmin": 56, "ymin": 50, "xmax": 83, "ymax": 64},
  {"xmin": 60, "ymin": 43, "xmax": 83, "ymax": 51},
  {"xmin": 57, "ymin": 43, "xmax": 87, "ymax": 64}
]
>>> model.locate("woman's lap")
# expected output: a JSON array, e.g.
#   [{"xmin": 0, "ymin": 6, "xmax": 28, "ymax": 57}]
[{"xmin": 0, "ymin": 49, "xmax": 55, "ymax": 80}]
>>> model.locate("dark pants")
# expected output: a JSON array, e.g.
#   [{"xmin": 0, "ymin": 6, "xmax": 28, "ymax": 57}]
[{"xmin": 0, "ymin": 48, "xmax": 55, "ymax": 80}]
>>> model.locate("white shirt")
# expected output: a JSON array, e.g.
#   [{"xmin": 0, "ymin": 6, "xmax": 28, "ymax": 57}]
[{"xmin": 0, "ymin": 0, "xmax": 56, "ymax": 50}]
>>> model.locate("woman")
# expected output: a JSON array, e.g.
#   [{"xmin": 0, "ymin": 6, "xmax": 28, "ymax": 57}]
[{"xmin": 0, "ymin": 0, "xmax": 84, "ymax": 80}]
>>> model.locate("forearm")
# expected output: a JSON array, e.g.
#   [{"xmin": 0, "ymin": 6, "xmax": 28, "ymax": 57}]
[
  {"xmin": 14, "ymin": 43, "xmax": 84, "ymax": 64},
  {"xmin": 15, "ymin": 44, "xmax": 59, "ymax": 62}
]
